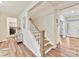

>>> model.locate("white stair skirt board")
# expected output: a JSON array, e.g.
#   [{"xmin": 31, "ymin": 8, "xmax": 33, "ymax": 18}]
[{"xmin": 45, "ymin": 42, "xmax": 57, "ymax": 54}]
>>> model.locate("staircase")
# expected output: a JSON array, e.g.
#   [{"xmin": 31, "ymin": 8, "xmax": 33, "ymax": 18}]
[
  {"xmin": 44, "ymin": 40, "xmax": 54, "ymax": 54},
  {"xmin": 29, "ymin": 18, "xmax": 54, "ymax": 56}
]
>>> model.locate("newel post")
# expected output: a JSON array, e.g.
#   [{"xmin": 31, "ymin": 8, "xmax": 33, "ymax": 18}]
[{"xmin": 40, "ymin": 30, "xmax": 45, "ymax": 57}]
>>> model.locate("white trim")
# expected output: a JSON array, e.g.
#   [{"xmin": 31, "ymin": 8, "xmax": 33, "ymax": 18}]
[{"xmin": 7, "ymin": 17, "xmax": 9, "ymax": 36}]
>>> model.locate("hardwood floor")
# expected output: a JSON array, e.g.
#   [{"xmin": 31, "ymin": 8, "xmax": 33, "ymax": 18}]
[
  {"xmin": 17, "ymin": 43, "xmax": 36, "ymax": 57},
  {"xmin": 0, "ymin": 37, "xmax": 36, "ymax": 57},
  {"xmin": 45, "ymin": 37, "xmax": 79, "ymax": 57},
  {"xmin": 1, "ymin": 37, "xmax": 79, "ymax": 57}
]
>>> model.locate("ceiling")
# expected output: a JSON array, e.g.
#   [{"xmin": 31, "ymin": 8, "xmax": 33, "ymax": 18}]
[
  {"xmin": 0, "ymin": 1, "xmax": 79, "ymax": 18},
  {"xmin": 0, "ymin": 1, "xmax": 37, "ymax": 17},
  {"xmin": 48, "ymin": 1, "xmax": 65, "ymax": 6},
  {"xmin": 60, "ymin": 2, "xmax": 79, "ymax": 20},
  {"xmin": 49, "ymin": 1, "xmax": 79, "ymax": 21}
]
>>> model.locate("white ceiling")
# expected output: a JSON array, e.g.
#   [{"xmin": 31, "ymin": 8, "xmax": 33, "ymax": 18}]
[
  {"xmin": 49, "ymin": 1, "xmax": 79, "ymax": 20},
  {"xmin": 59, "ymin": 2, "xmax": 79, "ymax": 20},
  {"xmin": 0, "ymin": 1, "xmax": 36, "ymax": 17},
  {"xmin": 48, "ymin": 1, "xmax": 65, "ymax": 6},
  {"xmin": 1, "ymin": 1, "xmax": 79, "ymax": 18}
]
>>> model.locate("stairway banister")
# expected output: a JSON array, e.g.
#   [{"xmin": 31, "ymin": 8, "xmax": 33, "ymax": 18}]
[
  {"xmin": 29, "ymin": 18, "xmax": 40, "ymax": 31},
  {"xmin": 29, "ymin": 18, "xmax": 45, "ymax": 56}
]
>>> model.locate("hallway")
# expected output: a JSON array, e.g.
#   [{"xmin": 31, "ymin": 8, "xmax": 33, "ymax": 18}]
[
  {"xmin": 45, "ymin": 37, "xmax": 79, "ymax": 57},
  {"xmin": 0, "ymin": 1, "xmax": 79, "ymax": 57}
]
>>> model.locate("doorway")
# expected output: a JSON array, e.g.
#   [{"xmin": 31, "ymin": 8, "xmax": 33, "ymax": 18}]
[
  {"xmin": 7, "ymin": 17, "xmax": 17, "ymax": 36},
  {"xmin": 9, "ymin": 27, "xmax": 16, "ymax": 35}
]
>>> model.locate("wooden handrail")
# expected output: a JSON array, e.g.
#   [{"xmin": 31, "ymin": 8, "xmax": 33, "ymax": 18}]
[{"xmin": 29, "ymin": 18, "xmax": 40, "ymax": 31}]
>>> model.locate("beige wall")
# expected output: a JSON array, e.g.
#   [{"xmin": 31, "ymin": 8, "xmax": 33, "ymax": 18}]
[
  {"xmin": 29, "ymin": 2, "xmax": 57, "ymax": 44},
  {"xmin": 0, "ymin": 13, "xmax": 8, "ymax": 40}
]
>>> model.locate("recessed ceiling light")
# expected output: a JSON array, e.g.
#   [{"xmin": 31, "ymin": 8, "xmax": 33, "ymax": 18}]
[{"xmin": 71, "ymin": 10, "xmax": 75, "ymax": 13}]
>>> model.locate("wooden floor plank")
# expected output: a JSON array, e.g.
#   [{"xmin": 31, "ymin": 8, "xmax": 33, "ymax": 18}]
[
  {"xmin": 0, "ymin": 38, "xmax": 36, "ymax": 57},
  {"xmin": 1, "ymin": 37, "xmax": 79, "ymax": 57},
  {"xmin": 46, "ymin": 37, "xmax": 79, "ymax": 57},
  {"xmin": 18, "ymin": 43, "xmax": 36, "ymax": 57}
]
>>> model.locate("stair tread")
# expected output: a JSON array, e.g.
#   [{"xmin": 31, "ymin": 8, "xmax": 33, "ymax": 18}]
[
  {"xmin": 44, "ymin": 40, "xmax": 49, "ymax": 44},
  {"xmin": 44, "ymin": 44, "xmax": 53, "ymax": 51}
]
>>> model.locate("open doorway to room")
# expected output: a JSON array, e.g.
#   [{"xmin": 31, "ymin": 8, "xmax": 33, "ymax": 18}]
[
  {"xmin": 9, "ymin": 23, "xmax": 16, "ymax": 35},
  {"xmin": 44, "ymin": 3, "xmax": 79, "ymax": 57},
  {"xmin": 54, "ymin": 4, "xmax": 79, "ymax": 57},
  {"xmin": 7, "ymin": 17, "xmax": 17, "ymax": 36}
]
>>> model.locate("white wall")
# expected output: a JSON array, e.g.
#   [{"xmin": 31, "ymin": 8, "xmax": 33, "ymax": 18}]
[
  {"xmin": 0, "ymin": 13, "xmax": 17, "ymax": 41},
  {"xmin": 17, "ymin": 2, "xmax": 41, "ymax": 56},
  {"xmin": 0, "ymin": 13, "xmax": 8, "ymax": 40},
  {"xmin": 29, "ymin": 2, "xmax": 57, "ymax": 44},
  {"xmin": 18, "ymin": 12, "xmax": 41, "ymax": 56}
]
